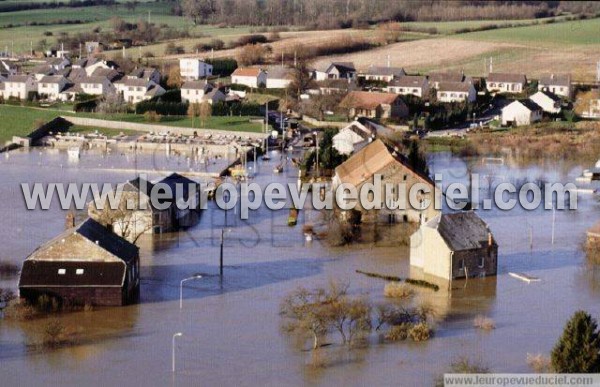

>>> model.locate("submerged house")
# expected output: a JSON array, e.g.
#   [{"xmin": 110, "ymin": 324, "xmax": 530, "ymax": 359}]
[
  {"xmin": 19, "ymin": 218, "xmax": 140, "ymax": 306},
  {"xmin": 410, "ymin": 211, "xmax": 498, "ymax": 281}
]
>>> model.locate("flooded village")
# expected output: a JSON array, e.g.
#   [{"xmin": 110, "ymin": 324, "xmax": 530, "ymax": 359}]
[{"xmin": 1, "ymin": 1, "xmax": 600, "ymax": 387}]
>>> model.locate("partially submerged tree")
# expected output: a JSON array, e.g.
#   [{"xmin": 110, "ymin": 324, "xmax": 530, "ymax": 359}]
[{"xmin": 551, "ymin": 310, "xmax": 600, "ymax": 373}]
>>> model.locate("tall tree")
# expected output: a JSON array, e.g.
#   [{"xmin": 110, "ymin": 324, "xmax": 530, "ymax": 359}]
[
  {"xmin": 182, "ymin": 0, "xmax": 217, "ymax": 25},
  {"xmin": 551, "ymin": 310, "xmax": 600, "ymax": 373}
]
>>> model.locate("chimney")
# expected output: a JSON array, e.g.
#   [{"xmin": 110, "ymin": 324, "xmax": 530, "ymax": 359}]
[
  {"xmin": 487, "ymin": 232, "xmax": 493, "ymax": 247},
  {"xmin": 65, "ymin": 211, "xmax": 75, "ymax": 230}
]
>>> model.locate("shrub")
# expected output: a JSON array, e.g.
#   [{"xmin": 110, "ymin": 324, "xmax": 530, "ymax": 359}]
[
  {"xmin": 3, "ymin": 299, "xmax": 37, "ymax": 320},
  {"xmin": 144, "ymin": 110, "xmax": 162, "ymax": 122},
  {"xmin": 385, "ymin": 323, "xmax": 410, "ymax": 341},
  {"xmin": 237, "ymin": 34, "xmax": 268, "ymax": 46},
  {"xmin": 408, "ymin": 322, "xmax": 432, "ymax": 342},
  {"xmin": 384, "ymin": 282, "xmax": 414, "ymax": 299},
  {"xmin": 527, "ymin": 353, "xmax": 552, "ymax": 373},
  {"xmin": 164, "ymin": 42, "xmax": 185, "ymax": 55},
  {"xmin": 473, "ymin": 315, "xmax": 496, "ymax": 331},
  {"xmin": 0, "ymin": 261, "xmax": 19, "ymax": 278}
]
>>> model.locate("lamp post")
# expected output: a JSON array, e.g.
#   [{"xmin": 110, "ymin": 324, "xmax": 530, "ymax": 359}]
[
  {"xmin": 179, "ymin": 275, "xmax": 202, "ymax": 309},
  {"xmin": 172, "ymin": 332, "xmax": 182, "ymax": 373},
  {"xmin": 313, "ymin": 131, "xmax": 319, "ymax": 178}
]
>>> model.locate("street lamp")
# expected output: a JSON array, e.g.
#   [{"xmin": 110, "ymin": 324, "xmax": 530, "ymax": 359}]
[
  {"xmin": 180, "ymin": 275, "xmax": 203, "ymax": 309},
  {"xmin": 313, "ymin": 131, "xmax": 319, "ymax": 178},
  {"xmin": 172, "ymin": 332, "xmax": 182, "ymax": 373}
]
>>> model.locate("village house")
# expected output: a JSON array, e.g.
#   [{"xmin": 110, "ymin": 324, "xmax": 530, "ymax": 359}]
[
  {"xmin": 1, "ymin": 74, "xmax": 36, "ymax": 100},
  {"xmin": 340, "ymin": 91, "xmax": 409, "ymax": 120},
  {"xmin": 0, "ymin": 60, "xmax": 18, "ymax": 77},
  {"xmin": 332, "ymin": 139, "xmax": 440, "ymax": 224},
  {"xmin": 332, "ymin": 120, "xmax": 376, "ymax": 155},
  {"xmin": 313, "ymin": 62, "xmax": 357, "ymax": 81},
  {"xmin": 231, "ymin": 67, "xmax": 267, "ymax": 88},
  {"xmin": 529, "ymin": 91, "xmax": 561, "ymax": 114},
  {"xmin": 314, "ymin": 79, "xmax": 358, "ymax": 95},
  {"xmin": 73, "ymin": 57, "xmax": 118, "ymax": 77},
  {"xmin": 266, "ymin": 67, "xmax": 294, "ymax": 89},
  {"xmin": 181, "ymin": 81, "xmax": 226, "ymax": 105},
  {"xmin": 115, "ymin": 78, "xmax": 166, "ymax": 103},
  {"xmin": 179, "ymin": 58, "xmax": 213, "ymax": 80},
  {"xmin": 436, "ymin": 81, "xmax": 477, "ymax": 103},
  {"xmin": 538, "ymin": 73, "xmax": 571, "ymax": 99},
  {"xmin": 31, "ymin": 64, "xmax": 58, "ymax": 81},
  {"xmin": 385, "ymin": 75, "xmax": 430, "ymax": 99},
  {"xmin": 18, "ymin": 218, "xmax": 140, "ymax": 307},
  {"xmin": 428, "ymin": 72, "xmax": 465, "ymax": 89},
  {"xmin": 38, "ymin": 75, "xmax": 71, "ymax": 101},
  {"xmin": 410, "ymin": 211, "xmax": 498, "ymax": 281},
  {"xmin": 88, "ymin": 176, "xmax": 173, "ymax": 238},
  {"xmin": 486, "ymin": 73, "xmax": 527, "ymax": 94},
  {"xmin": 158, "ymin": 173, "xmax": 202, "ymax": 228},
  {"xmin": 578, "ymin": 89, "xmax": 600, "ymax": 119},
  {"xmin": 79, "ymin": 75, "xmax": 116, "ymax": 96},
  {"xmin": 127, "ymin": 67, "xmax": 161, "ymax": 84},
  {"xmin": 361, "ymin": 65, "xmax": 406, "ymax": 83},
  {"xmin": 501, "ymin": 99, "xmax": 543, "ymax": 126}
]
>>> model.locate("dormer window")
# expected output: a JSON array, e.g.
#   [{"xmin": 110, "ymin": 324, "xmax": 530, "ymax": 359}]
[
  {"xmin": 76, "ymin": 269, "xmax": 84, "ymax": 275},
  {"xmin": 58, "ymin": 268, "xmax": 66, "ymax": 275}
]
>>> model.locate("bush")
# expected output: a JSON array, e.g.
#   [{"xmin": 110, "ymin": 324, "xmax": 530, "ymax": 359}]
[
  {"xmin": 527, "ymin": 353, "xmax": 552, "ymax": 373},
  {"xmin": 144, "ymin": 111, "xmax": 162, "ymax": 122},
  {"xmin": 384, "ymin": 282, "xmax": 414, "ymax": 299},
  {"xmin": 385, "ymin": 323, "xmax": 410, "ymax": 341},
  {"xmin": 237, "ymin": 34, "xmax": 268, "ymax": 46},
  {"xmin": 206, "ymin": 58, "xmax": 238, "ymax": 77},
  {"xmin": 3, "ymin": 299, "xmax": 37, "ymax": 320},
  {"xmin": 473, "ymin": 315, "xmax": 496, "ymax": 331},
  {"xmin": 164, "ymin": 42, "xmax": 185, "ymax": 55},
  {"xmin": 408, "ymin": 322, "xmax": 432, "ymax": 342}
]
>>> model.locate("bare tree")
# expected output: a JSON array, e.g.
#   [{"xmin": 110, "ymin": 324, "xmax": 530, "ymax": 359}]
[{"xmin": 88, "ymin": 193, "xmax": 152, "ymax": 244}]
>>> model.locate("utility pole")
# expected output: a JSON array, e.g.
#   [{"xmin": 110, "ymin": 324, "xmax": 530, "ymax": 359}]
[{"xmin": 220, "ymin": 228, "xmax": 224, "ymax": 277}]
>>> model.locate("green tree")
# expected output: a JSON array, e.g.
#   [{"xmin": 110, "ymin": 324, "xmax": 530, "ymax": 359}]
[
  {"xmin": 318, "ymin": 128, "xmax": 347, "ymax": 171},
  {"xmin": 551, "ymin": 310, "xmax": 600, "ymax": 373},
  {"xmin": 407, "ymin": 140, "xmax": 429, "ymax": 176}
]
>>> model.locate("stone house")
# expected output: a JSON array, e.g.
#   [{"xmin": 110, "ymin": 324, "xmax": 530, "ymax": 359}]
[
  {"xmin": 436, "ymin": 81, "xmax": 476, "ymax": 103},
  {"xmin": 231, "ymin": 68, "xmax": 267, "ymax": 88},
  {"xmin": 538, "ymin": 73, "xmax": 571, "ymax": 99},
  {"xmin": 179, "ymin": 58, "xmax": 213, "ymax": 80},
  {"xmin": 332, "ymin": 139, "xmax": 440, "ymax": 224},
  {"xmin": 313, "ymin": 62, "xmax": 357, "ymax": 81},
  {"xmin": 362, "ymin": 66, "xmax": 406, "ymax": 83},
  {"xmin": 501, "ymin": 100, "xmax": 543, "ymax": 126},
  {"xmin": 385, "ymin": 76, "xmax": 430, "ymax": 99},
  {"xmin": 410, "ymin": 211, "xmax": 498, "ymax": 281},
  {"xmin": 529, "ymin": 91, "xmax": 561, "ymax": 114},
  {"xmin": 18, "ymin": 218, "xmax": 140, "ymax": 306},
  {"xmin": 340, "ymin": 91, "xmax": 409, "ymax": 120},
  {"xmin": 486, "ymin": 73, "xmax": 527, "ymax": 94}
]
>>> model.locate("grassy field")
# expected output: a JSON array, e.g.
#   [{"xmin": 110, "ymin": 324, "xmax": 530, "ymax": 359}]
[
  {"xmin": 0, "ymin": 105, "xmax": 263, "ymax": 144},
  {"xmin": 400, "ymin": 16, "xmax": 569, "ymax": 34}
]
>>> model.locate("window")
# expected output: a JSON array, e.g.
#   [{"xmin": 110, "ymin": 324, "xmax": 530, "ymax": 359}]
[
  {"xmin": 58, "ymin": 268, "xmax": 66, "ymax": 275},
  {"xmin": 478, "ymin": 256, "xmax": 485, "ymax": 268},
  {"xmin": 458, "ymin": 259, "xmax": 465, "ymax": 270},
  {"xmin": 76, "ymin": 269, "xmax": 84, "ymax": 275}
]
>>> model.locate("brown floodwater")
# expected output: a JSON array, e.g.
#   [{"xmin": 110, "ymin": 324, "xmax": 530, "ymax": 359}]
[{"xmin": 0, "ymin": 146, "xmax": 599, "ymax": 386}]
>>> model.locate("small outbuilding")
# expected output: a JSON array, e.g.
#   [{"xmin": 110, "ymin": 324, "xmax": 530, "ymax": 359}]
[
  {"xmin": 410, "ymin": 211, "xmax": 498, "ymax": 281},
  {"xmin": 19, "ymin": 218, "xmax": 140, "ymax": 306}
]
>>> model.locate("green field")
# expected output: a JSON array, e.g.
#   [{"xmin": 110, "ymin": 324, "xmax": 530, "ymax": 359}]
[
  {"xmin": 0, "ymin": 105, "xmax": 263, "ymax": 144},
  {"xmin": 453, "ymin": 17, "xmax": 600, "ymax": 46}
]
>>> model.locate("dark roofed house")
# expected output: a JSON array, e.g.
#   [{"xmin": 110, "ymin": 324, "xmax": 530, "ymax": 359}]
[
  {"xmin": 314, "ymin": 62, "xmax": 357, "ymax": 81},
  {"xmin": 158, "ymin": 173, "xmax": 202, "ymax": 228},
  {"xmin": 428, "ymin": 72, "xmax": 465, "ymax": 88},
  {"xmin": 410, "ymin": 211, "xmax": 498, "ymax": 281},
  {"xmin": 538, "ymin": 73, "xmax": 571, "ymax": 99},
  {"xmin": 437, "ymin": 81, "xmax": 476, "ymax": 103},
  {"xmin": 385, "ymin": 75, "xmax": 430, "ymax": 98},
  {"xmin": 19, "ymin": 218, "xmax": 140, "ymax": 306},
  {"xmin": 486, "ymin": 72, "xmax": 527, "ymax": 94}
]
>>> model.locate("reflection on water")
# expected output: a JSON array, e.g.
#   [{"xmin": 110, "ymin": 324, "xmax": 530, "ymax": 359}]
[{"xmin": 0, "ymin": 149, "xmax": 600, "ymax": 385}]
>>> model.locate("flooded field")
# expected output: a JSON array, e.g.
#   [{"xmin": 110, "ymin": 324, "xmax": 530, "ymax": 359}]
[{"xmin": 1, "ymin": 147, "xmax": 600, "ymax": 386}]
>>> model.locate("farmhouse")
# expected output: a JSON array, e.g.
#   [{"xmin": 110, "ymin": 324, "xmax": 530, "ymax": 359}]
[
  {"xmin": 362, "ymin": 66, "xmax": 406, "ymax": 82},
  {"xmin": 332, "ymin": 139, "xmax": 439, "ymax": 224},
  {"xmin": 538, "ymin": 73, "xmax": 571, "ymax": 99},
  {"xmin": 181, "ymin": 81, "xmax": 225, "ymax": 104},
  {"xmin": 340, "ymin": 91, "xmax": 409, "ymax": 120},
  {"xmin": 179, "ymin": 58, "xmax": 213, "ymax": 80},
  {"xmin": 385, "ymin": 76, "xmax": 429, "ymax": 99},
  {"xmin": 529, "ymin": 91, "xmax": 561, "ymax": 114},
  {"xmin": 410, "ymin": 211, "xmax": 498, "ymax": 281},
  {"xmin": 486, "ymin": 73, "xmax": 527, "ymax": 94},
  {"xmin": 18, "ymin": 218, "xmax": 140, "ymax": 307},
  {"xmin": 501, "ymin": 100, "xmax": 543, "ymax": 126},
  {"xmin": 266, "ymin": 67, "xmax": 294, "ymax": 89},
  {"xmin": 313, "ymin": 62, "xmax": 356, "ymax": 81},
  {"xmin": 436, "ymin": 81, "xmax": 476, "ymax": 103},
  {"xmin": 231, "ymin": 68, "xmax": 267, "ymax": 88}
]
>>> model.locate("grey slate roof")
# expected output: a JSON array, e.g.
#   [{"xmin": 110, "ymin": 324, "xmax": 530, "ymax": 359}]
[
  {"xmin": 487, "ymin": 72, "xmax": 527, "ymax": 84},
  {"xmin": 429, "ymin": 72, "xmax": 465, "ymax": 84},
  {"xmin": 438, "ymin": 81, "xmax": 472, "ymax": 93},
  {"xmin": 430, "ymin": 211, "xmax": 495, "ymax": 251},
  {"xmin": 389, "ymin": 75, "xmax": 427, "ymax": 87},
  {"xmin": 538, "ymin": 73, "xmax": 570, "ymax": 87},
  {"xmin": 76, "ymin": 218, "xmax": 139, "ymax": 263},
  {"xmin": 181, "ymin": 80, "xmax": 213, "ymax": 91},
  {"xmin": 365, "ymin": 66, "xmax": 405, "ymax": 77}
]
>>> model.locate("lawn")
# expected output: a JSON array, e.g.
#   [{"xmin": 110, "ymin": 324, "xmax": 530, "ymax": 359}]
[
  {"xmin": 0, "ymin": 105, "xmax": 69, "ymax": 143},
  {"xmin": 453, "ymin": 17, "xmax": 600, "ymax": 46}
]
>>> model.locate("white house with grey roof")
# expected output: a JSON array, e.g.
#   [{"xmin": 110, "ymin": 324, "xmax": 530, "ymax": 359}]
[
  {"xmin": 362, "ymin": 66, "xmax": 406, "ymax": 83},
  {"xmin": 313, "ymin": 62, "xmax": 356, "ymax": 81},
  {"xmin": 529, "ymin": 91, "xmax": 561, "ymax": 114},
  {"xmin": 410, "ymin": 211, "xmax": 498, "ymax": 281},
  {"xmin": 486, "ymin": 73, "xmax": 527, "ymax": 94},
  {"xmin": 538, "ymin": 73, "xmax": 571, "ymax": 99},
  {"xmin": 38, "ymin": 75, "xmax": 71, "ymax": 101},
  {"xmin": 1, "ymin": 74, "xmax": 36, "ymax": 100},
  {"xmin": 181, "ymin": 81, "xmax": 225, "ymax": 104},
  {"xmin": 385, "ymin": 75, "xmax": 429, "ymax": 98},
  {"xmin": 501, "ymin": 100, "xmax": 543, "ymax": 126},
  {"xmin": 80, "ymin": 76, "xmax": 116, "ymax": 96},
  {"xmin": 115, "ymin": 78, "xmax": 165, "ymax": 103},
  {"xmin": 266, "ymin": 67, "xmax": 293, "ymax": 89},
  {"xmin": 179, "ymin": 58, "xmax": 213, "ymax": 80},
  {"xmin": 437, "ymin": 81, "xmax": 476, "ymax": 103}
]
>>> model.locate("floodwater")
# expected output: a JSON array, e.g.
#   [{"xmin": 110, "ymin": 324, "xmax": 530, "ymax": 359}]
[{"xmin": 1, "ymin": 146, "xmax": 600, "ymax": 387}]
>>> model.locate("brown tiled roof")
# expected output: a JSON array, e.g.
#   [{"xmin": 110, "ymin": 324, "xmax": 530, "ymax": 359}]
[
  {"xmin": 232, "ymin": 67, "xmax": 263, "ymax": 77},
  {"xmin": 341, "ymin": 91, "xmax": 402, "ymax": 109},
  {"xmin": 487, "ymin": 72, "xmax": 527, "ymax": 84}
]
